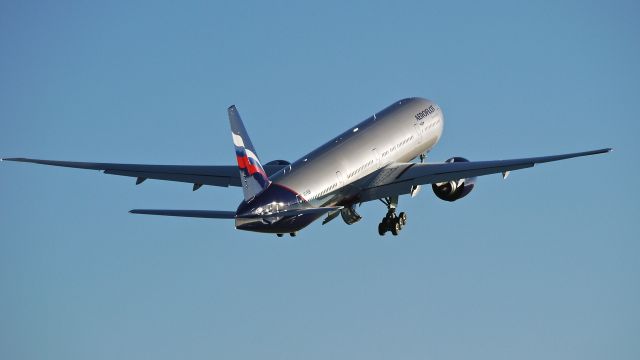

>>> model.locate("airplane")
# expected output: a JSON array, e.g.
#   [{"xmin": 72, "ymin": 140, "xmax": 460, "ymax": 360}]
[{"xmin": 2, "ymin": 97, "xmax": 611, "ymax": 237}]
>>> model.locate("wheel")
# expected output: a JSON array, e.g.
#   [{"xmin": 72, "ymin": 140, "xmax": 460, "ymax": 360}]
[
  {"xmin": 289, "ymin": 232, "xmax": 297, "ymax": 237},
  {"xmin": 391, "ymin": 220, "xmax": 400, "ymax": 236},
  {"xmin": 378, "ymin": 222, "xmax": 386, "ymax": 236},
  {"xmin": 276, "ymin": 233, "xmax": 284, "ymax": 237},
  {"xmin": 399, "ymin": 212, "xmax": 407, "ymax": 226}
]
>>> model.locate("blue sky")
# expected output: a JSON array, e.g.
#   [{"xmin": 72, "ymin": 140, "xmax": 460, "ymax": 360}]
[{"xmin": 1, "ymin": 1, "xmax": 638, "ymax": 359}]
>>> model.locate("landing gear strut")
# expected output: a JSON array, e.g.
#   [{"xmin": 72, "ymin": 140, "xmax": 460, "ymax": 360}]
[{"xmin": 378, "ymin": 196, "xmax": 408, "ymax": 236}]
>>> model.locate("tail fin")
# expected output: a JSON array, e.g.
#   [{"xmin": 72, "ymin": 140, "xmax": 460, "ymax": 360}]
[{"xmin": 228, "ymin": 105, "xmax": 270, "ymax": 201}]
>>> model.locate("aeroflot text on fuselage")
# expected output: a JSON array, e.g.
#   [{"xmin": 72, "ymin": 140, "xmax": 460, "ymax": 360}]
[{"xmin": 414, "ymin": 105, "xmax": 437, "ymax": 121}]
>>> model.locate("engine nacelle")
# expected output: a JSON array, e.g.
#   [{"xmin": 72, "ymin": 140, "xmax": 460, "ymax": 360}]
[
  {"xmin": 432, "ymin": 157, "xmax": 476, "ymax": 202},
  {"xmin": 265, "ymin": 160, "xmax": 291, "ymax": 166}
]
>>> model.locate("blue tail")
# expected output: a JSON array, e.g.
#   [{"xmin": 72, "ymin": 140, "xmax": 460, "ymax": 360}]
[{"xmin": 228, "ymin": 105, "xmax": 270, "ymax": 201}]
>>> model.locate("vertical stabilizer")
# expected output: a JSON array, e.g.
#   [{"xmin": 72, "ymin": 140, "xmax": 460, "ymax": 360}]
[{"xmin": 228, "ymin": 105, "xmax": 270, "ymax": 201}]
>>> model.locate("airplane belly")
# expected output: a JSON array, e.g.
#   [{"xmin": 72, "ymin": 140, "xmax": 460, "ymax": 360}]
[{"xmin": 235, "ymin": 213, "xmax": 323, "ymax": 233}]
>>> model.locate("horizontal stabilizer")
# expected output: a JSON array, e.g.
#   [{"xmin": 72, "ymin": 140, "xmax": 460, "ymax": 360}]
[{"xmin": 129, "ymin": 209, "xmax": 236, "ymax": 219}]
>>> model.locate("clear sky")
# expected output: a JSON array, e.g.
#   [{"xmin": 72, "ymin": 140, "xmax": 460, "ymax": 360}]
[{"xmin": 1, "ymin": 1, "xmax": 638, "ymax": 359}]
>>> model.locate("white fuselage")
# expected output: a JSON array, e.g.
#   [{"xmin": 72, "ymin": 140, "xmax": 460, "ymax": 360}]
[{"xmin": 273, "ymin": 97, "xmax": 444, "ymax": 207}]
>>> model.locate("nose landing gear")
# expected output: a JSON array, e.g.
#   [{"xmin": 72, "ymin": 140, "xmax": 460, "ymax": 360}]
[{"xmin": 378, "ymin": 196, "xmax": 408, "ymax": 236}]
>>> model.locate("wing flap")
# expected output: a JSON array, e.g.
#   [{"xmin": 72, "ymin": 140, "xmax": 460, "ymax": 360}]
[{"xmin": 104, "ymin": 169, "xmax": 238, "ymax": 187}]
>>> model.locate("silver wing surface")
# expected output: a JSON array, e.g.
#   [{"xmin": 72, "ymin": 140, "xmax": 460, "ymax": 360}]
[
  {"xmin": 2, "ymin": 158, "xmax": 288, "ymax": 188},
  {"xmin": 356, "ymin": 148, "xmax": 612, "ymax": 202}
]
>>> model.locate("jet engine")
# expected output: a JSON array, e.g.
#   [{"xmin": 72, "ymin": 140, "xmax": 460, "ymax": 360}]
[
  {"xmin": 265, "ymin": 160, "xmax": 291, "ymax": 166},
  {"xmin": 432, "ymin": 157, "xmax": 476, "ymax": 202},
  {"xmin": 265, "ymin": 160, "xmax": 291, "ymax": 176}
]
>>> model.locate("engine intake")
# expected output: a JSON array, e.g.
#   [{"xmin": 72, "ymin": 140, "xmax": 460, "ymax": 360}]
[{"xmin": 432, "ymin": 157, "xmax": 476, "ymax": 202}]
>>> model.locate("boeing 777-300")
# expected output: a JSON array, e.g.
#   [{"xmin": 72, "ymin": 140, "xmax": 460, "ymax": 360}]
[{"xmin": 3, "ymin": 97, "xmax": 611, "ymax": 236}]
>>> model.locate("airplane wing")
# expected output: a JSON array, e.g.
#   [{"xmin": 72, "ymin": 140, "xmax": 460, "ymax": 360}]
[
  {"xmin": 1, "ymin": 157, "xmax": 288, "ymax": 188},
  {"xmin": 356, "ymin": 148, "xmax": 612, "ymax": 202}
]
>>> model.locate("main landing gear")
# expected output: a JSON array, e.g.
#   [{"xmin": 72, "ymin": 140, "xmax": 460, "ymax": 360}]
[{"xmin": 378, "ymin": 196, "xmax": 407, "ymax": 236}]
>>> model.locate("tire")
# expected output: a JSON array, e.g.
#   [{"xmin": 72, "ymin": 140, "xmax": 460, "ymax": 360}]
[
  {"xmin": 378, "ymin": 222, "xmax": 386, "ymax": 236},
  {"xmin": 399, "ymin": 212, "xmax": 407, "ymax": 225},
  {"xmin": 391, "ymin": 221, "xmax": 400, "ymax": 236}
]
